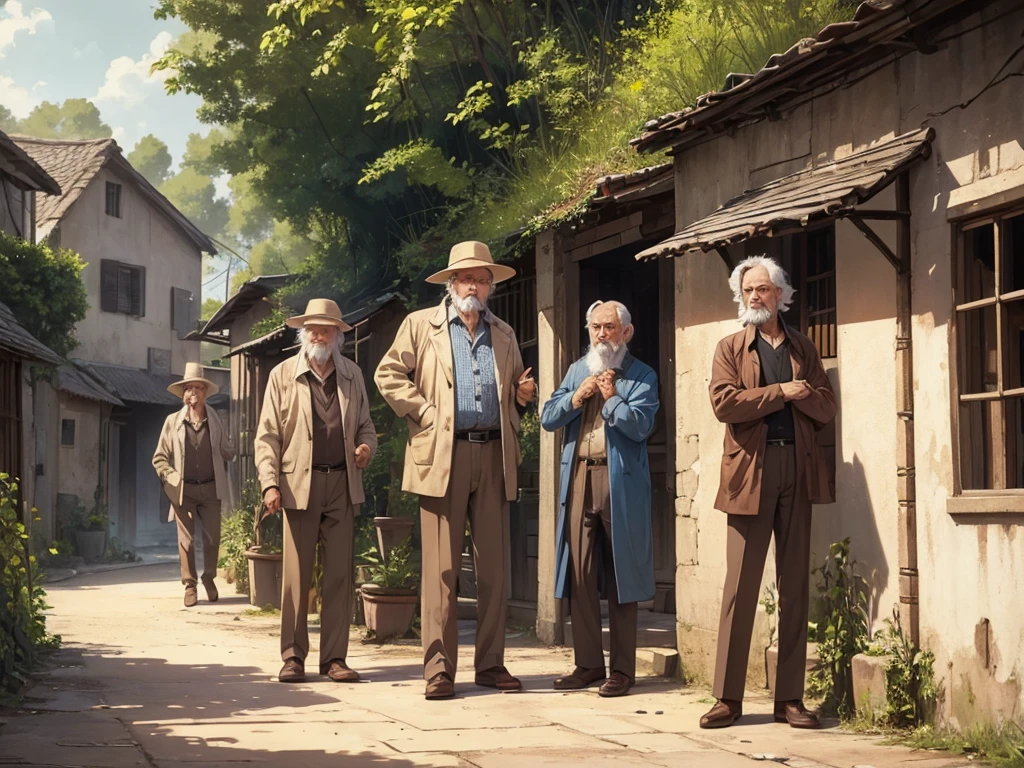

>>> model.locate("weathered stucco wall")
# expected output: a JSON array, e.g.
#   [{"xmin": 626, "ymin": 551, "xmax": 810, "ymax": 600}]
[
  {"xmin": 58, "ymin": 163, "xmax": 201, "ymax": 375},
  {"xmin": 671, "ymin": 3, "xmax": 1024, "ymax": 722},
  {"xmin": 57, "ymin": 397, "xmax": 103, "ymax": 511}
]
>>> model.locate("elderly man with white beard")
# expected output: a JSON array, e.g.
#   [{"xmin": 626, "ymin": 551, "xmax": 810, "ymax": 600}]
[
  {"xmin": 255, "ymin": 299, "xmax": 377, "ymax": 684},
  {"xmin": 541, "ymin": 300, "xmax": 659, "ymax": 697},
  {"xmin": 699, "ymin": 256, "xmax": 835, "ymax": 730}
]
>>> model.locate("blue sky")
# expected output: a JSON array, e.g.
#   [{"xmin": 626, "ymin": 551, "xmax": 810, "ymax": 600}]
[{"xmin": 1, "ymin": 0, "xmax": 206, "ymax": 166}]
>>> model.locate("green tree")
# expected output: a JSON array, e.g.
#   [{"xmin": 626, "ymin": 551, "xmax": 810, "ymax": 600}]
[
  {"xmin": 128, "ymin": 135, "xmax": 174, "ymax": 185},
  {"xmin": 11, "ymin": 99, "xmax": 112, "ymax": 140},
  {"xmin": 160, "ymin": 167, "xmax": 230, "ymax": 238},
  {"xmin": 200, "ymin": 297, "xmax": 223, "ymax": 321},
  {"xmin": 0, "ymin": 232, "xmax": 88, "ymax": 359},
  {"xmin": 0, "ymin": 105, "xmax": 16, "ymax": 133}
]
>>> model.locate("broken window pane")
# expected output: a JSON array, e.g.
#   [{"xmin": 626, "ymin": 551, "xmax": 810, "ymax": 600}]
[{"xmin": 962, "ymin": 223, "xmax": 996, "ymax": 303}]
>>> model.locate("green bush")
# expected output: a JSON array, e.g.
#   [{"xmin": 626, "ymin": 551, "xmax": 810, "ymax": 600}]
[
  {"xmin": 363, "ymin": 540, "xmax": 418, "ymax": 591},
  {"xmin": 218, "ymin": 478, "xmax": 265, "ymax": 596}
]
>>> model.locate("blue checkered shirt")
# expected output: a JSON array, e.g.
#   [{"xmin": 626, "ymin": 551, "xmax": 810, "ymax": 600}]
[{"xmin": 448, "ymin": 303, "xmax": 500, "ymax": 431}]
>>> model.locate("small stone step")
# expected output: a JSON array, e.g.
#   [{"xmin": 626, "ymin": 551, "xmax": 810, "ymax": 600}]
[{"xmin": 636, "ymin": 647, "xmax": 680, "ymax": 678}]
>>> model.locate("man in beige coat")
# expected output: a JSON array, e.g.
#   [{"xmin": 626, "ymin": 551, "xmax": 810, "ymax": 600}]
[
  {"xmin": 375, "ymin": 241, "xmax": 536, "ymax": 700},
  {"xmin": 153, "ymin": 363, "xmax": 236, "ymax": 607},
  {"xmin": 255, "ymin": 299, "xmax": 377, "ymax": 684}
]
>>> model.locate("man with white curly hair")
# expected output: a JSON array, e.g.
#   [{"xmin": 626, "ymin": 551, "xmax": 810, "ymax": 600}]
[
  {"xmin": 699, "ymin": 256, "xmax": 836, "ymax": 730},
  {"xmin": 255, "ymin": 298, "xmax": 377, "ymax": 685}
]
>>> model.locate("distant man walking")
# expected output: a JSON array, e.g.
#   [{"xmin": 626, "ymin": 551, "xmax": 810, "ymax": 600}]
[
  {"xmin": 699, "ymin": 256, "xmax": 836, "ymax": 730},
  {"xmin": 255, "ymin": 299, "xmax": 377, "ymax": 684},
  {"xmin": 153, "ymin": 363, "xmax": 235, "ymax": 607},
  {"xmin": 541, "ymin": 300, "xmax": 659, "ymax": 697},
  {"xmin": 375, "ymin": 241, "xmax": 536, "ymax": 700}
]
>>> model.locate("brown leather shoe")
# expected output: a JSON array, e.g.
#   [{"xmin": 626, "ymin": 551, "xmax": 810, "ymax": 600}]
[
  {"xmin": 324, "ymin": 659, "xmax": 360, "ymax": 682},
  {"xmin": 598, "ymin": 671, "xmax": 633, "ymax": 697},
  {"xmin": 277, "ymin": 657, "xmax": 306, "ymax": 683},
  {"xmin": 425, "ymin": 672, "xmax": 455, "ymax": 700},
  {"xmin": 553, "ymin": 666, "xmax": 606, "ymax": 690},
  {"xmin": 699, "ymin": 699, "xmax": 742, "ymax": 729},
  {"xmin": 184, "ymin": 585, "xmax": 198, "ymax": 608},
  {"xmin": 202, "ymin": 579, "xmax": 218, "ymax": 603},
  {"xmin": 774, "ymin": 700, "xmax": 821, "ymax": 729},
  {"xmin": 474, "ymin": 665, "xmax": 522, "ymax": 691}
]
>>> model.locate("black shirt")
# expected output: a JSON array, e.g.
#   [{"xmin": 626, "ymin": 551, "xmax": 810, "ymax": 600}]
[{"xmin": 756, "ymin": 331, "xmax": 796, "ymax": 441}]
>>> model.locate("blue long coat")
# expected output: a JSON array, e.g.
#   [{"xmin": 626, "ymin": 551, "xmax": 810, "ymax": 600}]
[{"xmin": 540, "ymin": 355, "xmax": 659, "ymax": 605}]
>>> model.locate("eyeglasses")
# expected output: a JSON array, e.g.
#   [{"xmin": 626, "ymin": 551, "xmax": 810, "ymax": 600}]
[{"xmin": 454, "ymin": 276, "xmax": 493, "ymax": 287}]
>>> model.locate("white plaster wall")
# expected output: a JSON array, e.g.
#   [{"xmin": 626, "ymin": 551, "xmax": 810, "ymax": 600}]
[
  {"xmin": 57, "ymin": 164, "xmax": 202, "ymax": 374},
  {"xmin": 671, "ymin": 3, "xmax": 1024, "ymax": 719}
]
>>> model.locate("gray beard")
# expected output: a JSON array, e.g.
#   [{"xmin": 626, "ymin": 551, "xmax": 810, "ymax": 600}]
[
  {"xmin": 451, "ymin": 294, "xmax": 485, "ymax": 314},
  {"xmin": 739, "ymin": 306, "xmax": 773, "ymax": 327},
  {"xmin": 585, "ymin": 341, "xmax": 627, "ymax": 375},
  {"xmin": 302, "ymin": 339, "xmax": 333, "ymax": 366}
]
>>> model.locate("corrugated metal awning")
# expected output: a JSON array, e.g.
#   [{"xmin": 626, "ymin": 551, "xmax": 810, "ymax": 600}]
[
  {"xmin": 58, "ymin": 364, "xmax": 123, "ymax": 406},
  {"xmin": 637, "ymin": 128, "xmax": 933, "ymax": 261},
  {"xmin": 74, "ymin": 360, "xmax": 181, "ymax": 406}
]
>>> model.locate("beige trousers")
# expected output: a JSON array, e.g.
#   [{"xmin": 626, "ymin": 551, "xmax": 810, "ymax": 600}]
[
  {"xmin": 568, "ymin": 462, "xmax": 638, "ymax": 680},
  {"xmin": 419, "ymin": 439, "xmax": 508, "ymax": 681},
  {"xmin": 280, "ymin": 469, "xmax": 354, "ymax": 672},
  {"xmin": 172, "ymin": 481, "xmax": 221, "ymax": 586},
  {"xmin": 712, "ymin": 444, "xmax": 812, "ymax": 702}
]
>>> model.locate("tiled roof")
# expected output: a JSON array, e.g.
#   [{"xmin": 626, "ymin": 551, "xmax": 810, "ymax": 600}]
[
  {"xmin": 73, "ymin": 360, "xmax": 181, "ymax": 406},
  {"xmin": 0, "ymin": 299, "xmax": 62, "ymax": 366},
  {"xmin": 11, "ymin": 135, "xmax": 216, "ymax": 253},
  {"xmin": 637, "ymin": 128, "xmax": 933, "ymax": 260},
  {"xmin": 0, "ymin": 129, "xmax": 60, "ymax": 194},
  {"xmin": 632, "ymin": 0, "xmax": 980, "ymax": 154}
]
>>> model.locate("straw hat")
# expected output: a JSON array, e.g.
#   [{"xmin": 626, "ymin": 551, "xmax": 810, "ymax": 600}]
[
  {"xmin": 284, "ymin": 298, "xmax": 352, "ymax": 331},
  {"xmin": 425, "ymin": 241, "xmax": 517, "ymax": 285},
  {"xmin": 167, "ymin": 362, "xmax": 220, "ymax": 398}
]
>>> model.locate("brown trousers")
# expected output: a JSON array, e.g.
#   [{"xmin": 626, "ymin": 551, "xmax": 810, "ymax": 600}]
[
  {"xmin": 713, "ymin": 444, "xmax": 812, "ymax": 702},
  {"xmin": 172, "ymin": 481, "xmax": 221, "ymax": 586},
  {"xmin": 420, "ymin": 439, "xmax": 508, "ymax": 681},
  {"xmin": 281, "ymin": 469, "xmax": 354, "ymax": 672},
  {"xmin": 568, "ymin": 462, "xmax": 638, "ymax": 680}
]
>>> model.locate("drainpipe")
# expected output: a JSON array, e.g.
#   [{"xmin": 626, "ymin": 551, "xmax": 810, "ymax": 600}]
[{"xmin": 895, "ymin": 173, "xmax": 920, "ymax": 646}]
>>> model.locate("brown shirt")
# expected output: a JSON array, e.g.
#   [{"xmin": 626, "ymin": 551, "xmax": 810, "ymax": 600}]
[
  {"xmin": 183, "ymin": 418, "xmax": 215, "ymax": 482},
  {"xmin": 308, "ymin": 366, "xmax": 346, "ymax": 467},
  {"xmin": 577, "ymin": 395, "xmax": 607, "ymax": 459}
]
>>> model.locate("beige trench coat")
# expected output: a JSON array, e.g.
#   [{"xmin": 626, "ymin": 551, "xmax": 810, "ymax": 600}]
[
  {"xmin": 153, "ymin": 406, "xmax": 236, "ymax": 521},
  {"xmin": 254, "ymin": 353, "xmax": 377, "ymax": 510},
  {"xmin": 374, "ymin": 299, "xmax": 526, "ymax": 501},
  {"xmin": 709, "ymin": 322, "xmax": 837, "ymax": 515}
]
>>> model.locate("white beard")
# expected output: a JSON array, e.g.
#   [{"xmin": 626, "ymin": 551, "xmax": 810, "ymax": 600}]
[
  {"xmin": 302, "ymin": 339, "xmax": 333, "ymax": 366},
  {"xmin": 585, "ymin": 341, "xmax": 627, "ymax": 375},
  {"xmin": 739, "ymin": 305, "xmax": 773, "ymax": 327},
  {"xmin": 451, "ymin": 293, "xmax": 485, "ymax": 314}
]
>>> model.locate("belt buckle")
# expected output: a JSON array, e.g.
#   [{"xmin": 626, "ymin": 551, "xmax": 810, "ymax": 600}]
[
  {"xmin": 323, "ymin": 465, "xmax": 333, "ymax": 474},
  {"xmin": 467, "ymin": 430, "xmax": 487, "ymax": 443}
]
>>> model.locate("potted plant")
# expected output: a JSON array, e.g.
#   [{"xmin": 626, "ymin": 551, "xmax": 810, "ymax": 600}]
[
  {"xmin": 71, "ymin": 501, "xmax": 108, "ymax": 563},
  {"xmin": 363, "ymin": 397, "xmax": 418, "ymax": 564},
  {"xmin": 360, "ymin": 540, "xmax": 418, "ymax": 641},
  {"xmin": 220, "ymin": 480, "xmax": 262, "ymax": 596},
  {"xmin": 245, "ymin": 507, "xmax": 283, "ymax": 608}
]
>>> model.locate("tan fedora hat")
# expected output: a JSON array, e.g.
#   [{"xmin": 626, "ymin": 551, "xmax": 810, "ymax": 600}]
[
  {"xmin": 167, "ymin": 362, "xmax": 220, "ymax": 398},
  {"xmin": 284, "ymin": 298, "xmax": 353, "ymax": 331},
  {"xmin": 425, "ymin": 241, "xmax": 517, "ymax": 285}
]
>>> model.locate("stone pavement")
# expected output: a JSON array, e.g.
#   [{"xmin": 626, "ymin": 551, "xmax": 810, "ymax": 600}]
[{"xmin": 0, "ymin": 563, "xmax": 968, "ymax": 768}]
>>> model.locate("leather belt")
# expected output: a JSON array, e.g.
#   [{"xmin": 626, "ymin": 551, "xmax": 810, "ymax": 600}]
[
  {"xmin": 455, "ymin": 429, "xmax": 501, "ymax": 443},
  {"xmin": 766, "ymin": 438, "xmax": 795, "ymax": 447},
  {"xmin": 580, "ymin": 457, "xmax": 607, "ymax": 466},
  {"xmin": 312, "ymin": 463, "xmax": 347, "ymax": 473},
  {"xmin": 183, "ymin": 478, "xmax": 215, "ymax": 485}
]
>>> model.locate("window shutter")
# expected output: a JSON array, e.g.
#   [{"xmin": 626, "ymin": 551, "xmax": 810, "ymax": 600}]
[
  {"xmin": 132, "ymin": 266, "xmax": 146, "ymax": 317},
  {"xmin": 100, "ymin": 260, "xmax": 119, "ymax": 313},
  {"xmin": 172, "ymin": 287, "xmax": 193, "ymax": 339}
]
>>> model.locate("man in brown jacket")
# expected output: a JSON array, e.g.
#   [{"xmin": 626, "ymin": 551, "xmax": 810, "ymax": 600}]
[
  {"xmin": 700, "ymin": 256, "xmax": 836, "ymax": 730},
  {"xmin": 255, "ymin": 299, "xmax": 377, "ymax": 684},
  {"xmin": 153, "ymin": 363, "xmax": 236, "ymax": 607},
  {"xmin": 375, "ymin": 241, "xmax": 536, "ymax": 700}
]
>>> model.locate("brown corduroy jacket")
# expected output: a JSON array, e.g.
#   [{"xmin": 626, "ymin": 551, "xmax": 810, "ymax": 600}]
[{"xmin": 709, "ymin": 322, "xmax": 837, "ymax": 515}]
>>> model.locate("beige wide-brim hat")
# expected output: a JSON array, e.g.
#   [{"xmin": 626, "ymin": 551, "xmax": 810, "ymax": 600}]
[
  {"xmin": 425, "ymin": 240, "xmax": 517, "ymax": 285},
  {"xmin": 284, "ymin": 298, "xmax": 353, "ymax": 332},
  {"xmin": 167, "ymin": 362, "xmax": 220, "ymax": 398}
]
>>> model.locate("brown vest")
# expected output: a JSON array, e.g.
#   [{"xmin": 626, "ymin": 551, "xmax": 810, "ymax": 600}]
[
  {"xmin": 308, "ymin": 368, "xmax": 346, "ymax": 467},
  {"xmin": 183, "ymin": 419, "xmax": 216, "ymax": 482}
]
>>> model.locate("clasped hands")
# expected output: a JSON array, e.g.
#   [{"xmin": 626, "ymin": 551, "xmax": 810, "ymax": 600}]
[
  {"xmin": 780, "ymin": 379, "xmax": 814, "ymax": 402},
  {"xmin": 572, "ymin": 369, "xmax": 616, "ymax": 409}
]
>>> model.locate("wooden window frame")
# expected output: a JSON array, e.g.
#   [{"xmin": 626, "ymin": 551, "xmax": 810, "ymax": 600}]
[
  {"xmin": 105, "ymin": 181, "xmax": 122, "ymax": 218},
  {"xmin": 778, "ymin": 224, "xmax": 838, "ymax": 360},
  {"xmin": 60, "ymin": 418, "xmax": 76, "ymax": 448},
  {"xmin": 100, "ymin": 259, "xmax": 146, "ymax": 317},
  {"xmin": 949, "ymin": 204, "xmax": 1024, "ymax": 509}
]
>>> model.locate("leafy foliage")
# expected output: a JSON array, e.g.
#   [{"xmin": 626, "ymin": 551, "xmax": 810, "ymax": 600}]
[
  {"xmin": 363, "ymin": 539, "xmax": 418, "ymax": 590},
  {"xmin": 0, "ymin": 232, "xmax": 88, "ymax": 360},
  {"xmin": 219, "ymin": 478, "xmax": 267, "ymax": 595},
  {"xmin": 3, "ymin": 98, "xmax": 112, "ymax": 140},
  {"xmin": 807, "ymin": 538, "xmax": 871, "ymax": 719},
  {"xmin": 128, "ymin": 134, "xmax": 174, "ymax": 185},
  {"xmin": 361, "ymin": 391, "xmax": 418, "ymax": 518},
  {"xmin": 0, "ymin": 475, "xmax": 60, "ymax": 693},
  {"xmin": 870, "ymin": 606, "xmax": 938, "ymax": 728}
]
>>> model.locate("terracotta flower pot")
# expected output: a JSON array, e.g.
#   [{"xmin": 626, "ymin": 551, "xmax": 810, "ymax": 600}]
[
  {"xmin": 74, "ymin": 530, "xmax": 106, "ymax": 563},
  {"xmin": 360, "ymin": 583, "xmax": 417, "ymax": 641},
  {"xmin": 245, "ymin": 547, "xmax": 283, "ymax": 609},
  {"xmin": 373, "ymin": 516, "xmax": 415, "ymax": 563}
]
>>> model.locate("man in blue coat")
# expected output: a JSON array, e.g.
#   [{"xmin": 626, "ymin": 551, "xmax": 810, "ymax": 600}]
[{"xmin": 541, "ymin": 300, "xmax": 659, "ymax": 697}]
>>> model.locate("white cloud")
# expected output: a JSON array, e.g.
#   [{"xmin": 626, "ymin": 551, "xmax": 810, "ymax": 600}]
[
  {"xmin": 32, "ymin": 79, "xmax": 47, "ymax": 89},
  {"xmin": 72, "ymin": 40, "xmax": 101, "ymax": 60},
  {"xmin": 111, "ymin": 126, "xmax": 126, "ymax": 144},
  {"xmin": 0, "ymin": 1, "xmax": 52, "ymax": 59},
  {"xmin": 0, "ymin": 73, "xmax": 40, "ymax": 118},
  {"xmin": 94, "ymin": 31, "xmax": 174, "ymax": 108}
]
